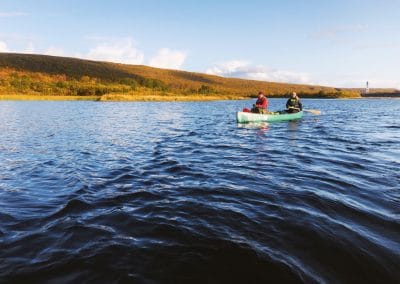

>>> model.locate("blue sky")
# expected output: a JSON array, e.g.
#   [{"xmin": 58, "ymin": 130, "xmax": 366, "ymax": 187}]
[{"xmin": 1, "ymin": 0, "xmax": 399, "ymax": 88}]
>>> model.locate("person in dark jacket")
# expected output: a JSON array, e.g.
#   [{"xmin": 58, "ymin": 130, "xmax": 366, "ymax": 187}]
[
  {"xmin": 251, "ymin": 91, "xmax": 269, "ymax": 114},
  {"xmin": 286, "ymin": 92, "xmax": 303, "ymax": 113}
]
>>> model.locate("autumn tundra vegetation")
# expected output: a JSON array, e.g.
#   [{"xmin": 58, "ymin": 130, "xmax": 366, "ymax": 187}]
[{"xmin": 0, "ymin": 53, "xmax": 362, "ymax": 101}]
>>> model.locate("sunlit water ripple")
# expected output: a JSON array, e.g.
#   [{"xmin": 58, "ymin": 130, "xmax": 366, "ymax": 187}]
[{"xmin": 0, "ymin": 99, "xmax": 399, "ymax": 283}]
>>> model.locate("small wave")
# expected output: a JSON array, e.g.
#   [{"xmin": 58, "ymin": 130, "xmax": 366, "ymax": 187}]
[
  {"xmin": 385, "ymin": 125, "xmax": 400, "ymax": 129},
  {"xmin": 50, "ymin": 199, "xmax": 93, "ymax": 218},
  {"xmin": 96, "ymin": 190, "xmax": 162, "ymax": 207}
]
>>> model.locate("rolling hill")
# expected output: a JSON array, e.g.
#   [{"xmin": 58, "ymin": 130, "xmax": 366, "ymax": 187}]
[{"xmin": 0, "ymin": 53, "xmax": 361, "ymax": 100}]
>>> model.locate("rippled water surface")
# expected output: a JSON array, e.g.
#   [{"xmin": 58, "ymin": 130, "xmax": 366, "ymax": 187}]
[{"xmin": 0, "ymin": 99, "xmax": 399, "ymax": 283}]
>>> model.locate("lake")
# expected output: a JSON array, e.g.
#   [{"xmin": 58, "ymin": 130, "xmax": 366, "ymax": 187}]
[{"xmin": 0, "ymin": 98, "xmax": 399, "ymax": 283}]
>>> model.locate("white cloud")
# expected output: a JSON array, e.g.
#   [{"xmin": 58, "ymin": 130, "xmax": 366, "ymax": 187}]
[
  {"xmin": 0, "ymin": 41, "xmax": 35, "ymax": 54},
  {"xmin": 210, "ymin": 64, "xmax": 399, "ymax": 88},
  {"xmin": 0, "ymin": 35, "xmax": 188, "ymax": 70},
  {"xmin": 148, "ymin": 48, "xmax": 187, "ymax": 69},
  {"xmin": 206, "ymin": 60, "xmax": 311, "ymax": 84},
  {"xmin": 0, "ymin": 12, "xmax": 28, "ymax": 18},
  {"xmin": 85, "ymin": 38, "xmax": 144, "ymax": 64},
  {"xmin": 23, "ymin": 42, "xmax": 35, "ymax": 54},
  {"xmin": 206, "ymin": 60, "xmax": 250, "ymax": 76},
  {"xmin": 0, "ymin": 41, "xmax": 9, "ymax": 52},
  {"xmin": 44, "ymin": 46, "xmax": 64, "ymax": 56}
]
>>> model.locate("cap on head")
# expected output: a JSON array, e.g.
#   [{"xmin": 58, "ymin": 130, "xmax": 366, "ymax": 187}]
[{"xmin": 258, "ymin": 91, "xmax": 264, "ymax": 97}]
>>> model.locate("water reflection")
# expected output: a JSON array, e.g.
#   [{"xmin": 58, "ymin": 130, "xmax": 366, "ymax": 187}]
[
  {"xmin": 237, "ymin": 122, "xmax": 269, "ymax": 129},
  {"xmin": 286, "ymin": 120, "xmax": 300, "ymax": 143},
  {"xmin": 237, "ymin": 122, "xmax": 270, "ymax": 137}
]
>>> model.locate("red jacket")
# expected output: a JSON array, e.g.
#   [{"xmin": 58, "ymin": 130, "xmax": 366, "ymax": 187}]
[{"xmin": 255, "ymin": 96, "xmax": 268, "ymax": 109}]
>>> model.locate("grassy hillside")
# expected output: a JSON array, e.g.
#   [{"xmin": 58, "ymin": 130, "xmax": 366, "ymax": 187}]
[{"xmin": 0, "ymin": 53, "xmax": 360, "ymax": 100}]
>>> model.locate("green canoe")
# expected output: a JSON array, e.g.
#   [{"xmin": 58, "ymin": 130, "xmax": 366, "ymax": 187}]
[{"xmin": 236, "ymin": 111, "xmax": 303, "ymax": 123}]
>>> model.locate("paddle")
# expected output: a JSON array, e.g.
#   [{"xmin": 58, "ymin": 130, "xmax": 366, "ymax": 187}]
[{"xmin": 303, "ymin": 109, "xmax": 321, "ymax": 115}]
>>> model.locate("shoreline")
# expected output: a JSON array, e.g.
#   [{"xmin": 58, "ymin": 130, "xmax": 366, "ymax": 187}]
[
  {"xmin": 0, "ymin": 94, "xmax": 248, "ymax": 102},
  {"xmin": 2, "ymin": 94, "xmax": 399, "ymax": 102},
  {"xmin": 0, "ymin": 94, "xmax": 365, "ymax": 102},
  {"xmin": 0, "ymin": 94, "xmax": 101, "ymax": 101}
]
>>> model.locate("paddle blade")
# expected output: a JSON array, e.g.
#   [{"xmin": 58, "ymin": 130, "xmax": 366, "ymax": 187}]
[{"xmin": 304, "ymin": 109, "xmax": 321, "ymax": 115}]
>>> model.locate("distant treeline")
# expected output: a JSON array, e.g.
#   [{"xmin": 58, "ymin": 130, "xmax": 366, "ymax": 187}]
[{"xmin": 0, "ymin": 53, "xmax": 362, "ymax": 99}]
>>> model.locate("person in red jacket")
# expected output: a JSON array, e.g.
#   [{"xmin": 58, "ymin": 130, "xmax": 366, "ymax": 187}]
[{"xmin": 251, "ymin": 91, "xmax": 268, "ymax": 114}]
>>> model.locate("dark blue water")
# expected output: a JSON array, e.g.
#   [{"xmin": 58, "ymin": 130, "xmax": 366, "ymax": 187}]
[{"xmin": 0, "ymin": 98, "xmax": 399, "ymax": 283}]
